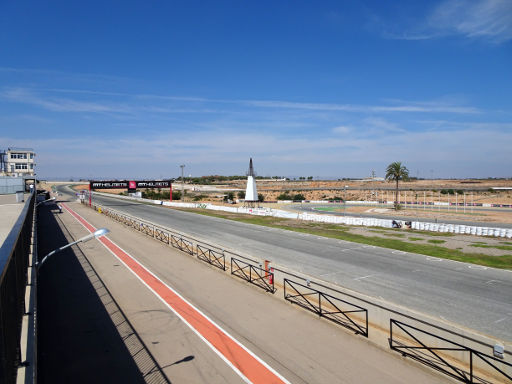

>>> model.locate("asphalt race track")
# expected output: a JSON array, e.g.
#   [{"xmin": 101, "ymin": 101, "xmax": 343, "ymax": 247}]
[{"xmin": 59, "ymin": 186, "xmax": 512, "ymax": 341}]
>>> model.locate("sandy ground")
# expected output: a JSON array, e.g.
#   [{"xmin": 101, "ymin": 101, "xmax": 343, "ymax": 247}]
[
  {"xmin": 313, "ymin": 205, "xmax": 512, "ymax": 224},
  {"xmin": 52, "ymin": 180, "xmax": 512, "ymax": 206}
]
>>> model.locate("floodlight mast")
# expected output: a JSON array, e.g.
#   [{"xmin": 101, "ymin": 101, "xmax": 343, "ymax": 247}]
[
  {"xmin": 36, "ymin": 228, "xmax": 110, "ymax": 269},
  {"xmin": 36, "ymin": 197, "xmax": 56, "ymax": 207}
]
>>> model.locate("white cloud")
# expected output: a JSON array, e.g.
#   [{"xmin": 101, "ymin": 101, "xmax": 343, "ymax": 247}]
[
  {"xmin": 0, "ymin": 88, "xmax": 130, "ymax": 114},
  {"xmin": 332, "ymin": 125, "xmax": 352, "ymax": 134},
  {"xmin": 3, "ymin": 122, "xmax": 511, "ymax": 178},
  {"xmin": 429, "ymin": 0, "xmax": 512, "ymax": 43},
  {"xmin": 385, "ymin": 0, "xmax": 512, "ymax": 43}
]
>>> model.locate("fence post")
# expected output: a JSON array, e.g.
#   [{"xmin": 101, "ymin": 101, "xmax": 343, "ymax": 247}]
[{"xmin": 470, "ymin": 352, "xmax": 473, "ymax": 383}]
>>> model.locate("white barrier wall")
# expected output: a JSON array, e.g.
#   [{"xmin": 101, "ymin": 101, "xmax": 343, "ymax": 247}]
[{"xmin": 92, "ymin": 192, "xmax": 512, "ymax": 238}]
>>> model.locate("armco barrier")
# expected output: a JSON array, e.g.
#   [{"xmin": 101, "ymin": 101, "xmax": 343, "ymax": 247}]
[{"xmin": 85, "ymin": 200, "xmax": 511, "ymax": 382}]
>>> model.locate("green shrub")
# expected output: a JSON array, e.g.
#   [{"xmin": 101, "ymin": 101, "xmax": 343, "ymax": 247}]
[
  {"xmin": 293, "ymin": 193, "xmax": 306, "ymax": 201},
  {"xmin": 277, "ymin": 193, "xmax": 293, "ymax": 200}
]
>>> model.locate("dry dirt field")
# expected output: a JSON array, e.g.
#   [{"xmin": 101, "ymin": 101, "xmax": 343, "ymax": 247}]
[
  {"xmin": 50, "ymin": 180, "xmax": 512, "ymax": 225},
  {"xmin": 43, "ymin": 181, "xmax": 512, "ymax": 261}
]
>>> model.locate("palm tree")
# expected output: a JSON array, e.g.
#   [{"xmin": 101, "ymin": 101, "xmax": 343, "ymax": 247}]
[{"xmin": 385, "ymin": 162, "xmax": 409, "ymax": 209}]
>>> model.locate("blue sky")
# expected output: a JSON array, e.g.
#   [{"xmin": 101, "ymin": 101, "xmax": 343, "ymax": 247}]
[{"xmin": 1, "ymin": 0, "xmax": 511, "ymax": 179}]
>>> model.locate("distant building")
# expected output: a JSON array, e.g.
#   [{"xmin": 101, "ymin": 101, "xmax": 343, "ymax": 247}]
[{"xmin": 0, "ymin": 148, "xmax": 36, "ymax": 177}]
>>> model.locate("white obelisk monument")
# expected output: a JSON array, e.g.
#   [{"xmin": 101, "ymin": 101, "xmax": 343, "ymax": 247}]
[{"xmin": 244, "ymin": 158, "xmax": 258, "ymax": 207}]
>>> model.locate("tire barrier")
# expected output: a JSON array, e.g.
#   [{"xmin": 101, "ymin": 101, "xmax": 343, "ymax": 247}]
[{"xmin": 411, "ymin": 221, "xmax": 512, "ymax": 239}]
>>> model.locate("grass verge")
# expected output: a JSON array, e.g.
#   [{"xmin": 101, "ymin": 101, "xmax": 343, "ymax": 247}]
[
  {"xmin": 469, "ymin": 244, "xmax": 512, "ymax": 251},
  {"xmin": 174, "ymin": 207, "xmax": 512, "ymax": 269}
]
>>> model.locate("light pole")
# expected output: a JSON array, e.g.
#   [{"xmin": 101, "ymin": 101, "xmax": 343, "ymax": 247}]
[
  {"xmin": 344, "ymin": 185, "xmax": 348, "ymax": 216},
  {"xmin": 36, "ymin": 228, "xmax": 110, "ymax": 270},
  {"xmin": 36, "ymin": 197, "xmax": 56, "ymax": 207},
  {"xmin": 180, "ymin": 164, "xmax": 185, "ymax": 201}
]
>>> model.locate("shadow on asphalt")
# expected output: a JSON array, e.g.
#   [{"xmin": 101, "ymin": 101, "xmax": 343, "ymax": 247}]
[{"xmin": 37, "ymin": 204, "xmax": 170, "ymax": 384}]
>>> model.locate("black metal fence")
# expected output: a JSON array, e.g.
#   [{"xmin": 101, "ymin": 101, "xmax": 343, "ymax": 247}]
[
  {"xmin": 196, "ymin": 244, "xmax": 225, "ymax": 270},
  {"xmin": 0, "ymin": 192, "xmax": 35, "ymax": 384},
  {"xmin": 389, "ymin": 319, "xmax": 511, "ymax": 384},
  {"xmin": 231, "ymin": 257, "xmax": 275, "ymax": 293},
  {"xmin": 283, "ymin": 278, "xmax": 368, "ymax": 336}
]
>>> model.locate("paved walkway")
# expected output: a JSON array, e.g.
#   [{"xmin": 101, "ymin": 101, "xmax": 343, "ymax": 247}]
[
  {"xmin": 0, "ymin": 194, "xmax": 27, "ymax": 247},
  {"xmin": 37, "ymin": 203, "xmax": 168, "ymax": 384},
  {"xmin": 37, "ymin": 194, "xmax": 451, "ymax": 383}
]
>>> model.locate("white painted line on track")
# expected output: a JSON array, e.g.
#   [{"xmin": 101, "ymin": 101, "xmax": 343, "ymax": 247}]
[
  {"xmin": 468, "ymin": 265, "xmax": 488, "ymax": 270},
  {"xmin": 354, "ymin": 274, "xmax": 374, "ymax": 281}
]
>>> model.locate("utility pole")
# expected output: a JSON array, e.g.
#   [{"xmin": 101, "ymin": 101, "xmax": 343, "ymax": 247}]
[{"xmin": 180, "ymin": 164, "xmax": 185, "ymax": 201}]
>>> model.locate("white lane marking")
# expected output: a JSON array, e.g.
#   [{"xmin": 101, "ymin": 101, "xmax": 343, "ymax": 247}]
[
  {"xmin": 354, "ymin": 274, "xmax": 374, "ymax": 281},
  {"xmin": 468, "ymin": 265, "xmax": 488, "ymax": 270},
  {"xmin": 494, "ymin": 317, "xmax": 508, "ymax": 324},
  {"xmin": 392, "ymin": 250, "xmax": 407, "ymax": 254},
  {"xmin": 426, "ymin": 256, "xmax": 443, "ymax": 261},
  {"xmin": 485, "ymin": 280, "xmax": 501, "ymax": 285},
  {"xmin": 319, "ymin": 271, "xmax": 344, "ymax": 277}
]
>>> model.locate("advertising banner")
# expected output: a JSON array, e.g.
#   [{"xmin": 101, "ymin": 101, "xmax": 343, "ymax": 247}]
[{"xmin": 90, "ymin": 180, "xmax": 172, "ymax": 190}]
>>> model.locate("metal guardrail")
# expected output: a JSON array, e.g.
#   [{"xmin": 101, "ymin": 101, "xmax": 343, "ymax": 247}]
[
  {"xmin": 231, "ymin": 257, "xmax": 275, "ymax": 293},
  {"xmin": 389, "ymin": 320, "xmax": 511, "ymax": 384},
  {"xmin": 0, "ymin": 191, "xmax": 35, "ymax": 384},
  {"xmin": 196, "ymin": 244, "xmax": 225, "ymax": 270},
  {"xmin": 284, "ymin": 278, "xmax": 368, "ymax": 337}
]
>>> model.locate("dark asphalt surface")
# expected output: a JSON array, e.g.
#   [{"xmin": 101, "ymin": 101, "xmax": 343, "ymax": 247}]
[
  {"xmin": 37, "ymin": 203, "xmax": 148, "ymax": 384},
  {"xmin": 60, "ymin": 186, "xmax": 512, "ymax": 341}
]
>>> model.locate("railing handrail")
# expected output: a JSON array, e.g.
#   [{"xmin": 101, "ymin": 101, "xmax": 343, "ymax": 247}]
[
  {"xmin": 0, "ymin": 190, "xmax": 35, "ymax": 384},
  {"xmin": 284, "ymin": 278, "xmax": 368, "ymax": 336},
  {"xmin": 390, "ymin": 319, "xmax": 512, "ymax": 383}
]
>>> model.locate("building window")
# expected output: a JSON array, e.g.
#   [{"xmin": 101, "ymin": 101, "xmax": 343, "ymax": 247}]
[
  {"xmin": 10, "ymin": 153, "xmax": 27, "ymax": 159},
  {"xmin": 15, "ymin": 163, "xmax": 28, "ymax": 170},
  {"xmin": 30, "ymin": 153, "xmax": 34, "ymax": 159}
]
